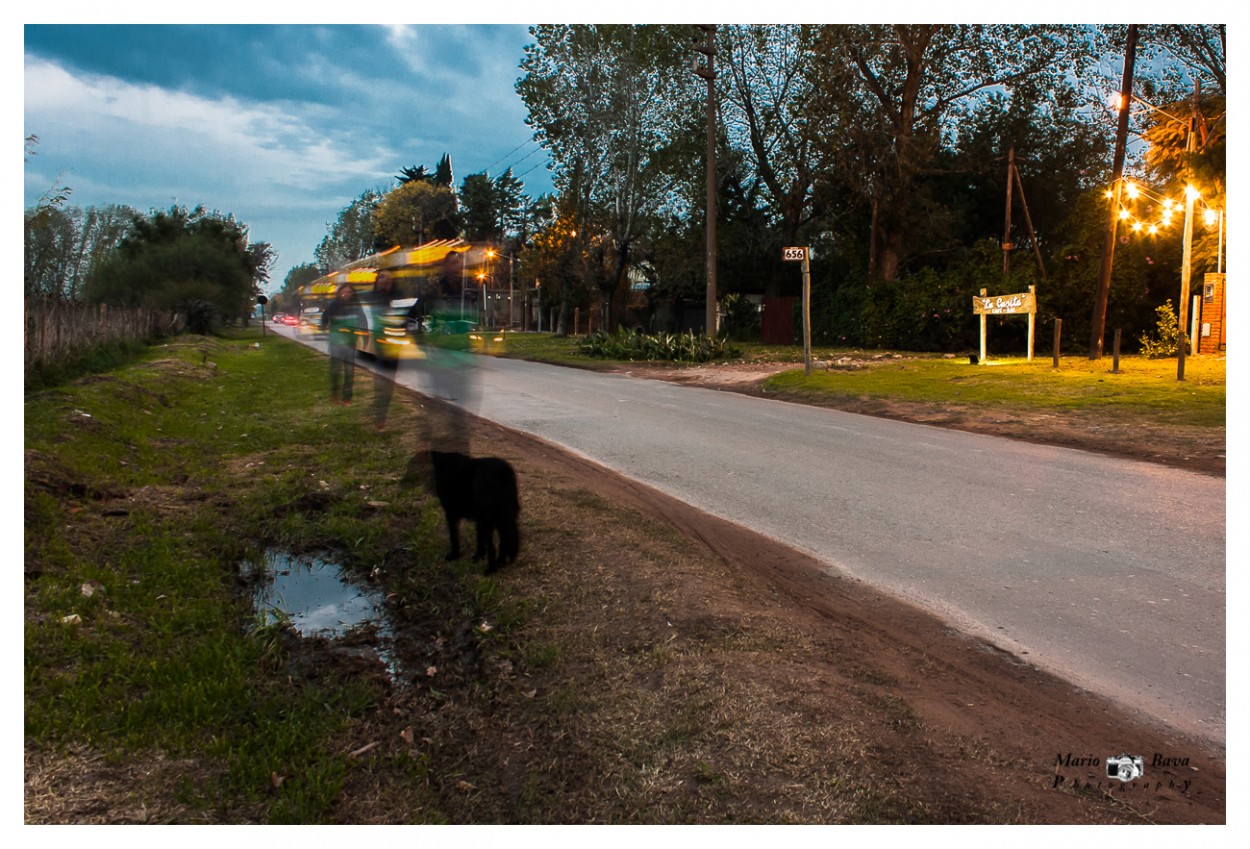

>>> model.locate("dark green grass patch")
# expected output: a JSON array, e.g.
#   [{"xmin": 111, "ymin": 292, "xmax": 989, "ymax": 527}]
[{"xmin": 24, "ymin": 329, "xmax": 522, "ymax": 822}]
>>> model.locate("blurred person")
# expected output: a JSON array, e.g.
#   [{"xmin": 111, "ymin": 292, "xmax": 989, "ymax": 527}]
[
  {"xmin": 321, "ymin": 283, "xmax": 365, "ymax": 405},
  {"xmin": 368, "ymin": 271, "xmax": 400, "ymax": 430}
]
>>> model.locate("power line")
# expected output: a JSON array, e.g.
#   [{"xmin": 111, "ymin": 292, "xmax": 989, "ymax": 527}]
[{"xmin": 482, "ymin": 140, "xmax": 537, "ymax": 175}]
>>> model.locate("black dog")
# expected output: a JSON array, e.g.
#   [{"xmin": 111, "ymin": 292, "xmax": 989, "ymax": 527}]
[{"xmin": 403, "ymin": 450, "xmax": 520, "ymax": 574}]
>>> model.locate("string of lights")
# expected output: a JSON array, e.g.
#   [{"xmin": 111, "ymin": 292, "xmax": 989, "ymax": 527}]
[{"xmin": 1105, "ymin": 178, "xmax": 1222, "ymax": 236}]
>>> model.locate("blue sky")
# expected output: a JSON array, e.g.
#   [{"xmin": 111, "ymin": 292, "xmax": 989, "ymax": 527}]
[
  {"xmin": 20, "ymin": 7, "xmax": 1193, "ymax": 293},
  {"xmin": 23, "ymin": 22, "xmax": 557, "ymax": 291}
]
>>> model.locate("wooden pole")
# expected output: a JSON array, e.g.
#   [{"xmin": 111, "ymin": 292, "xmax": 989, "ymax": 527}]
[
  {"xmin": 979, "ymin": 288, "xmax": 987, "ymax": 364},
  {"xmin": 1052, "ymin": 318, "xmax": 1062, "ymax": 368},
  {"xmin": 1027, "ymin": 285, "xmax": 1036, "ymax": 362},
  {"xmin": 1090, "ymin": 24, "xmax": 1138, "ymax": 358},
  {"xmin": 1013, "ymin": 164, "xmax": 1047, "ymax": 280},
  {"xmin": 802, "ymin": 252, "xmax": 812, "ymax": 376},
  {"xmin": 1112, "ymin": 328, "xmax": 1121, "ymax": 373},
  {"xmin": 1003, "ymin": 147, "xmax": 1015, "ymax": 278}
]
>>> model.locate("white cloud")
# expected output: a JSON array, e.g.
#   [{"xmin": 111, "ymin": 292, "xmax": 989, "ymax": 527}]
[{"xmin": 24, "ymin": 55, "xmax": 391, "ymax": 203}]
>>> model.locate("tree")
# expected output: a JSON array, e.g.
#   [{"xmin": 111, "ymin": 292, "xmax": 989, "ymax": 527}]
[
  {"xmin": 809, "ymin": 25, "xmax": 1093, "ymax": 282},
  {"xmin": 86, "ymin": 205, "xmax": 266, "ymax": 332},
  {"xmin": 720, "ymin": 25, "xmax": 837, "ymax": 295},
  {"xmin": 372, "ymin": 180, "xmax": 459, "ymax": 248},
  {"xmin": 273, "ymin": 262, "xmax": 321, "ymax": 315},
  {"xmin": 316, "ymin": 189, "xmax": 383, "ymax": 271},
  {"xmin": 518, "ymin": 24, "xmax": 702, "ymax": 329},
  {"xmin": 460, "ymin": 172, "xmax": 502, "ymax": 241},
  {"xmin": 397, "ymin": 165, "xmax": 429, "ymax": 184},
  {"xmin": 25, "ymin": 203, "xmax": 139, "ymax": 300}
]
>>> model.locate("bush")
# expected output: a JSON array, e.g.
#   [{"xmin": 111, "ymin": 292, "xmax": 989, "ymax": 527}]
[
  {"xmin": 579, "ymin": 328, "xmax": 741, "ymax": 363},
  {"xmin": 719, "ymin": 293, "xmax": 759, "ymax": 341},
  {"xmin": 1138, "ymin": 300, "xmax": 1180, "ymax": 358}
]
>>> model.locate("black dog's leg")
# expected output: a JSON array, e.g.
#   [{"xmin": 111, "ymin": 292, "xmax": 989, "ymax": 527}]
[{"xmin": 444, "ymin": 511, "xmax": 462, "ymax": 561}]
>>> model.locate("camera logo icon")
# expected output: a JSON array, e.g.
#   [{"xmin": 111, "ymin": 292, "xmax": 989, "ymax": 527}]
[{"xmin": 1106, "ymin": 754, "xmax": 1145, "ymax": 782}]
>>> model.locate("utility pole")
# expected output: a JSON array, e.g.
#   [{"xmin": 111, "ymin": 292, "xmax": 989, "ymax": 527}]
[
  {"xmin": 1177, "ymin": 79, "xmax": 1201, "ymax": 381},
  {"xmin": 1090, "ymin": 24, "xmax": 1138, "ymax": 359},
  {"xmin": 693, "ymin": 24, "xmax": 718, "ymax": 337}
]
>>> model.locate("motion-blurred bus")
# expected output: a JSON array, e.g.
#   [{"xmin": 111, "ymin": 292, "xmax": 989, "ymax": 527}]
[{"xmin": 301, "ymin": 239, "xmax": 499, "ymax": 359}]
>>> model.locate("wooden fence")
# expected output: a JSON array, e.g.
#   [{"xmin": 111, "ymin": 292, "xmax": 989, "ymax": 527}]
[{"xmin": 25, "ymin": 298, "xmax": 169, "ymax": 372}]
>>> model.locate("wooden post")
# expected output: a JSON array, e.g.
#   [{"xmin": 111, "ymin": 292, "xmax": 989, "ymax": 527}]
[
  {"xmin": 1052, "ymin": 318, "xmax": 1062, "ymax": 369},
  {"xmin": 802, "ymin": 251, "xmax": 812, "ymax": 376},
  {"xmin": 1027, "ymin": 285, "xmax": 1036, "ymax": 362},
  {"xmin": 1112, "ymin": 329, "xmax": 1121, "ymax": 374},
  {"xmin": 979, "ymin": 289, "xmax": 988, "ymax": 365},
  {"xmin": 574, "ymin": 307, "xmax": 580, "ymax": 336}
]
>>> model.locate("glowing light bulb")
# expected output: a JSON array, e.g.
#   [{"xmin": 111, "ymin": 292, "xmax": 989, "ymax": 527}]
[
  {"xmin": 1132, "ymin": 221, "xmax": 1143, "ymax": 232},
  {"xmin": 1148, "ymin": 224, "xmax": 1159, "ymax": 235},
  {"xmin": 1119, "ymin": 208, "xmax": 1130, "ymax": 220},
  {"xmin": 1203, "ymin": 209, "xmax": 1218, "ymax": 227},
  {"xmin": 1125, "ymin": 182, "xmax": 1139, "ymax": 199}
]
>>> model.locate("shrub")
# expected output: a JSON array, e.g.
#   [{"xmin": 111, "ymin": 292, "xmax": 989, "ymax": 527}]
[
  {"xmin": 1138, "ymin": 300, "xmax": 1180, "ymax": 358},
  {"xmin": 579, "ymin": 328, "xmax": 740, "ymax": 363}
]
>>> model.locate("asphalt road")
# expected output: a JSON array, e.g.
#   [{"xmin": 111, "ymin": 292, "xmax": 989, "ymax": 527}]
[{"xmin": 279, "ymin": 327, "xmax": 1226, "ymax": 750}]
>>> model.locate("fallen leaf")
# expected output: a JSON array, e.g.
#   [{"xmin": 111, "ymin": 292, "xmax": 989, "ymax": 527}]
[
  {"xmin": 271, "ymin": 772, "xmax": 286, "ymax": 789},
  {"xmin": 426, "ymin": 666, "xmax": 438, "ymax": 678},
  {"xmin": 400, "ymin": 726, "xmax": 414, "ymax": 745},
  {"xmin": 61, "ymin": 614, "xmax": 82, "ymax": 626}
]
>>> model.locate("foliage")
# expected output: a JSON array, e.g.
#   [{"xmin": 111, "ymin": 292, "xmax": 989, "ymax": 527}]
[
  {"xmin": 719, "ymin": 293, "xmax": 759, "ymax": 341},
  {"xmin": 459, "ymin": 168, "xmax": 527, "ymax": 243},
  {"xmin": 808, "ymin": 25, "xmax": 1095, "ymax": 281},
  {"xmin": 579, "ymin": 327, "xmax": 741, "ymax": 362},
  {"xmin": 25, "ymin": 203, "xmax": 139, "ymax": 300},
  {"xmin": 518, "ymin": 24, "xmax": 704, "ymax": 327},
  {"xmin": 1138, "ymin": 300, "xmax": 1180, "ymax": 358},
  {"xmin": 314, "ymin": 189, "xmax": 383, "ymax": 271},
  {"xmin": 372, "ymin": 180, "xmax": 460, "ymax": 248},
  {"xmin": 84, "ymin": 205, "xmax": 268, "ymax": 330}
]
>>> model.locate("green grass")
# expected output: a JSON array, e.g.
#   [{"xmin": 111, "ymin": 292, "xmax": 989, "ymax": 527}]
[
  {"xmin": 762, "ymin": 354, "xmax": 1225, "ymax": 427},
  {"xmin": 24, "ymin": 328, "xmax": 520, "ymax": 822}
]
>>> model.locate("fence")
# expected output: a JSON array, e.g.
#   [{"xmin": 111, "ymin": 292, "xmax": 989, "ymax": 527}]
[
  {"xmin": 761, "ymin": 296, "xmax": 797, "ymax": 345},
  {"xmin": 25, "ymin": 298, "xmax": 169, "ymax": 373}
]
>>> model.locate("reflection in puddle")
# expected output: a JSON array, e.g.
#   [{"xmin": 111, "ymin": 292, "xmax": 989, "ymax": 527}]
[{"xmin": 243, "ymin": 549, "xmax": 402, "ymax": 681}]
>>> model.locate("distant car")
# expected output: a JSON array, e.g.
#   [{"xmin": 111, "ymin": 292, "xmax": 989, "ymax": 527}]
[
  {"xmin": 299, "ymin": 308, "xmax": 323, "ymax": 335},
  {"xmin": 281, "ymin": 315, "xmax": 298, "ymax": 326},
  {"xmin": 271, "ymin": 313, "xmax": 286, "ymax": 323}
]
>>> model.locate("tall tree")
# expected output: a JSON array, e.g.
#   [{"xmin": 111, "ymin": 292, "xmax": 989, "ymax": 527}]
[
  {"xmin": 720, "ymin": 24, "xmax": 836, "ymax": 295},
  {"xmin": 518, "ymin": 24, "xmax": 701, "ymax": 328},
  {"xmin": 809, "ymin": 24, "xmax": 1093, "ymax": 282},
  {"xmin": 459, "ymin": 172, "xmax": 502, "ymax": 242},
  {"xmin": 316, "ymin": 189, "xmax": 383, "ymax": 271}
]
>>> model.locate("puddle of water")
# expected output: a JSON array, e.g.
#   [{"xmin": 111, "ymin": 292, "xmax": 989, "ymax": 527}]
[{"xmin": 243, "ymin": 549, "xmax": 403, "ymax": 681}]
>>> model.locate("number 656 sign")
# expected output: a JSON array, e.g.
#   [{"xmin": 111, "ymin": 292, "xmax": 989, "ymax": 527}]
[{"xmin": 781, "ymin": 246, "xmax": 808, "ymax": 262}]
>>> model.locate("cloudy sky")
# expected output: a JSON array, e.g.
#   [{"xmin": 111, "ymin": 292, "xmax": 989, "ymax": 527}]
[{"xmin": 23, "ymin": 21, "xmax": 558, "ymax": 290}]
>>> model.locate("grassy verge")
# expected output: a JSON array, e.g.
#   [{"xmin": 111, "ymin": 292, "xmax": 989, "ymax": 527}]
[
  {"xmin": 762, "ymin": 354, "xmax": 1226, "ymax": 428},
  {"xmin": 24, "ymin": 330, "xmax": 523, "ymax": 822}
]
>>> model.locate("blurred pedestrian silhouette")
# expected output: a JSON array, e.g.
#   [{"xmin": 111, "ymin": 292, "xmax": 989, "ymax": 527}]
[
  {"xmin": 368, "ymin": 271, "xmax": 399, "ymax": 429},
  {"xmin": 321, "ymin": 283, "xmax": 365, "ymax": 405}
]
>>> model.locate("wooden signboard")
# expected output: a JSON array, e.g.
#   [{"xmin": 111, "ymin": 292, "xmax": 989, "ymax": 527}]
[
  {"xmin": 973, "ymin": 291, "xmax": 1037, "ymax": 315},
  {"xmin": 974, "ymin": 286, "xmax": 1037, "ymax": 362}
]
